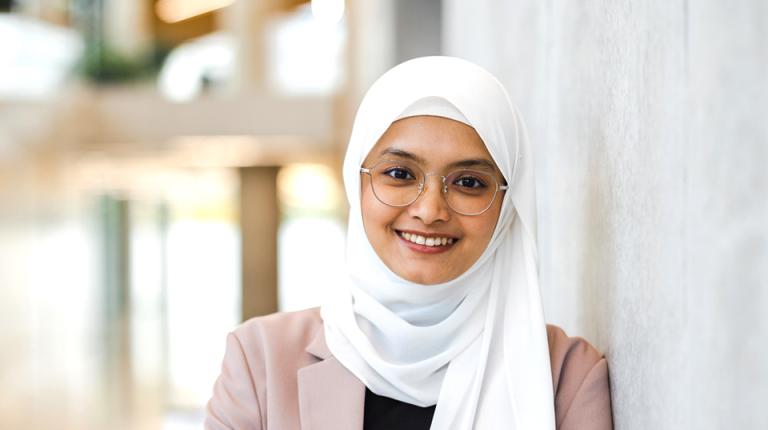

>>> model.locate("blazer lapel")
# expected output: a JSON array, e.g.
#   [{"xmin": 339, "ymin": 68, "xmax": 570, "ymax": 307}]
[{"xmin": 297, "ymin": 327, "xmax": 365, "ymax": 430}]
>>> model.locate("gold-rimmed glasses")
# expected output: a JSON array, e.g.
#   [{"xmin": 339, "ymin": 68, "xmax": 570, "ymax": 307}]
[{"xmin": 360, "ymin": 159, "xmax": 508, "ymax": 216}]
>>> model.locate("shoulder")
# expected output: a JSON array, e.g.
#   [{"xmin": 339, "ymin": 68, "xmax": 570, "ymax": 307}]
[
  {"xmin": 546, "ymin": 324, "xmax": 604, "ymax": 388},
  {"xmin": 229, "ymin": 307, "xmax": 324, "ymax": 368},
  {"xmin": 235, "ymin": 306, "xmax": 323, "ymax": 336},
  {"xmin": 205, "ymin": 308, "xmax": 323, "ymax": 429},
  {"xmin": 546, "ymin": 324, "xmax": 613, "ymax": 430}
]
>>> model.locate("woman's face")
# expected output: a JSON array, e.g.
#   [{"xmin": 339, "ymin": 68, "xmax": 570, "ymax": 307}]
[{"xmin": 361, "ymin": 115, "xmax": 505, "ymax": 285}]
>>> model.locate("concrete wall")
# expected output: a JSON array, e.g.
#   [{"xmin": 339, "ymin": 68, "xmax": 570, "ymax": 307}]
[{"xmin": 444, "ymin": 1, "xmax": 767, "ymax": 429}]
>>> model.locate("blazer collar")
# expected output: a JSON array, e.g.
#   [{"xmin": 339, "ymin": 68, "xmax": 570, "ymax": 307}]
[
  {"xmin": 298, "ymin": 324, "xmax": 365, "ymax": 430},
  {"xmin": 305, "ymin": 323, "xmax": 333, "ymax": 360}
]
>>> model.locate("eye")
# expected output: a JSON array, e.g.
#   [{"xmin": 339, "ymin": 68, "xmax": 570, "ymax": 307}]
[
  {"xmin": 383, "ymin": 167, "xmax": 416, "ymax": 181},
  {"xmin": 453, "ymin": 175, "xmax": 487, "ymax": 189}
]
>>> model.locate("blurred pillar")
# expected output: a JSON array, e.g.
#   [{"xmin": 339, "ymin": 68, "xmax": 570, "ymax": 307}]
[
  {"xmin": 393, "ymin": 0, "xmax": 442, "ymax": 64},
  {"xmin": 344, "ymin": 0, "xmax": 441, "ymax": 131},
  {"xmin": 98, "ymin": 195, "xmax": 134, "ymax": 426},
  {"xmin": 239, "ymin": 166, "xmax": 279, "ymax": 320},
  {"xmin": 218, "ymin": 0, "xmax": 283, "ymax": 93},
  {"xmin": 103, "ymin": 0, "xmax": 151, "ymax": 57},
  {"xmin": 347, "ymin": 0, "xmax": 395, "ymax": 102}
]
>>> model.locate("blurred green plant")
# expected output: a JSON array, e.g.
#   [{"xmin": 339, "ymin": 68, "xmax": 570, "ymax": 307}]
[
  {"xmin": 81, "ymin": 42, "xmax": 145, "ymax": 83},
  {"xmin": 71, "ymin": 0, "xmax": 171, "ymax": 84},
  {"xmin": 79, "ymin": 41, "xmax": 171, "ymax": 84}
]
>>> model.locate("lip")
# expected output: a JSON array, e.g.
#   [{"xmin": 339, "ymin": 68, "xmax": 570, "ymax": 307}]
[{"xmin": 395, "ymin": 229, "xmax": 459, "ymax": 254}]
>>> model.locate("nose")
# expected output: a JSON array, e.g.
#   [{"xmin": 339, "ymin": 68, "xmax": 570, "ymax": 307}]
[{"xmin": 407, "ymin": 176, "xmax": 451, "ymax": 224}]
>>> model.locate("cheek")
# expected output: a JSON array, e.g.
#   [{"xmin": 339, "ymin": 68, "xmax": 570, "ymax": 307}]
[
  {"xmin": 465, "ymin": 218, "xmax": 495, "ymax": 245},
  {"xmin": 360, "ymin": 187, "xmax": 377, "ymax": 235},
  {"xmin": 465, "ymin": 205, "xmax": 503, "ymax": 249},
  {"xmin": 360, "ymin": 185, "xmax": 397, "ymax": 241},
  {"xmin": 361, "ymin": 183, "xmax": 383, "ymax": 223}
]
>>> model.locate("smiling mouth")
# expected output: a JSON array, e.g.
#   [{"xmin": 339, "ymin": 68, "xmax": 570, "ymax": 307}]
[{"xmin": 396, "ymin": 230, "xmax": 458, "ymax": 248}]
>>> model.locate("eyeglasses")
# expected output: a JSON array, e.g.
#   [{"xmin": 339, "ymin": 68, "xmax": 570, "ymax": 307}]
[{"xmin": 360, "ymin": 159, "xmax": 508, "ymax": 216}]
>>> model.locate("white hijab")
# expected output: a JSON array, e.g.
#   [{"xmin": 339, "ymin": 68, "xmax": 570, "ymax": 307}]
[{"xmin": 321, "ymin": 56, "xmax": 555, "ymax": 429}]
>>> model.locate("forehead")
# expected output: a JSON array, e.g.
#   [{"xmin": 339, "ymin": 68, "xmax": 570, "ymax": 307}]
[{"xmin": 364, "ymin": 115, "xmax": 497, "ymax": 170}]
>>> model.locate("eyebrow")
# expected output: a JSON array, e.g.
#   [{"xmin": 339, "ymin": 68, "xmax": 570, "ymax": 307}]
[
  {"xmin": 377, "ymin": 147, "xmax": 498, "ymax": 172},
  {"xmin": 377, "ymin": 147, "xmax": 425, "ymax": 164},
  {"xmin": 447, "ymin": 158, "xmax": 497, "ymax": 172}
]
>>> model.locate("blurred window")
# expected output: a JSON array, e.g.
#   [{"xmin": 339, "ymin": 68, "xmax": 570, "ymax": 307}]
[
  {"xmin": 277, "ymin": 164, "xmax": 346, "ymax": 311},
  {"xmin": 157, "ymin": 32, "xmax": 235, "ymax": 103},
  {"xmin": 0, "ymin": 13, "xmax": 82, "ymax": 100},
  {"xmin": 266, "ymin": 3, "xmax": 346, "ymax": 96}
]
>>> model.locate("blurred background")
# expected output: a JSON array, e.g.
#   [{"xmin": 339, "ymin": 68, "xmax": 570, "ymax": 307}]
[{"xmin": 0, "ymin": 0, "xmax": 765, "ymax": 429}]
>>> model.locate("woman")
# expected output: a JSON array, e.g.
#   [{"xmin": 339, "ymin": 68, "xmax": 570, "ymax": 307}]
[{"xmin": 206, "ymin": 56, "xmax": 613, "ymax": 429}]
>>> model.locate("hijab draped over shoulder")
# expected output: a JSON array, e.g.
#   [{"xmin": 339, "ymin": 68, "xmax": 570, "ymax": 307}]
[{"xmin": 321, "ymin": 56, "xmax": 555, "ymax": 429}]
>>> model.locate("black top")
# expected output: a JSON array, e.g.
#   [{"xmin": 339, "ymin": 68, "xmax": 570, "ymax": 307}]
[{"xmin": 363, "ymin": 388, "xmax": 436, "ymax": 430}]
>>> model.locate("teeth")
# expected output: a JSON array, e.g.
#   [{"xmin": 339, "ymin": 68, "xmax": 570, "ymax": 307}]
[{"xmin": 399, "ymin": 232, "xmax": 455, "ymax": 247}]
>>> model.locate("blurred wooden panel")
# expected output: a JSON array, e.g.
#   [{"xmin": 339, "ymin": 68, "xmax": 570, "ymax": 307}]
[
  {"xmin": 152, "ymin": 5, "xmax": 218, "ymax": 45},
  {"xmin": 239, "ymin": 166, "xmax": 279, "ymax": 320}
]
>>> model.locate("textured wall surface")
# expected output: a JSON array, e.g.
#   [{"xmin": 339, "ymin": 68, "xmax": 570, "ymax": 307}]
[{"xmin": 444, "ymin": 1, "xmax": 768, "ymax": 428}]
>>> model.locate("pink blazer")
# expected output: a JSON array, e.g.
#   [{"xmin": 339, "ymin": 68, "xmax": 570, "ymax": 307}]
[{"xmin": 205, "ymin": 308, "xmax": 613, "ymax": 430}]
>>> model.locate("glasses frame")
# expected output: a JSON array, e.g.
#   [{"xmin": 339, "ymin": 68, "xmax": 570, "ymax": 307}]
[{"xmin": 360, "ymin": 159, "xmax": 509, "ymax": 216}]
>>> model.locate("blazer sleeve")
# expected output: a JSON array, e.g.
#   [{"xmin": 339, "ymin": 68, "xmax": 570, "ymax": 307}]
[
  {"xmin": 548, "ymin": 325, "xmax": 614, "ymax": 430},
  {"xmin": 205, "ymin": 332, "xmax": 264, "ymax": 430},
  {"xmin": 558, "ymin": 357, "xmax": 613, "ymax": 430}
]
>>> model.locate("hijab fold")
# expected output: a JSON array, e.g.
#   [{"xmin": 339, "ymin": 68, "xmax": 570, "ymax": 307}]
[{"xmin": 320, "ymin": 56, "xmax": 555, "ymax": 429}]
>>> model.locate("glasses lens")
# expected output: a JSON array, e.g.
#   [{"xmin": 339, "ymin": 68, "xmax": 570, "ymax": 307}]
[
  {"xmin": 370, "ymin": 160, "xmax": 424, "ymax": 206},
  {"xmin": 444, "ymin": 170, "xmax": 499, "ymax": 215}
]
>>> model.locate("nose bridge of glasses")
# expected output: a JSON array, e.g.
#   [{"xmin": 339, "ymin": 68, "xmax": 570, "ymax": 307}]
[{"xmin": 420, "ymin": 172, "xmax": 449, "ymax": 194}]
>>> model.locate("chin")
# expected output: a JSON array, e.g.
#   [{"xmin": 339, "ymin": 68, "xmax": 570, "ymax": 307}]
[{"xmin": 400, "ymin": 270, "xmax": 449, "ymax": 286}]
